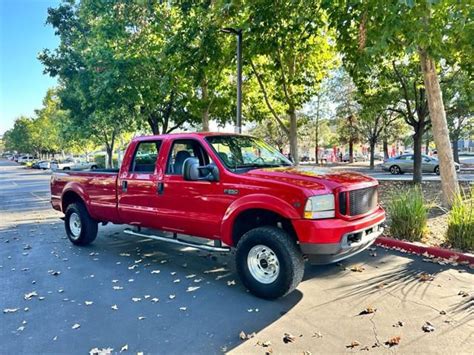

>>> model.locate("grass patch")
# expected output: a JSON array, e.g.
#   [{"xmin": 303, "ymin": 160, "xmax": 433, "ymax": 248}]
[
  {"xmin": 446, "ymin": 188, "xmax": 474, "ymax": 251},
  {"xmin": 388, "ymin": 186, "xmax": 428, "ymax": 241}
]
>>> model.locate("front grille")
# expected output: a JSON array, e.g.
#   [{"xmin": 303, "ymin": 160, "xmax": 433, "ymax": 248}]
[{"xmin": 339, "ymin": 187, "xmax": 377, "ymax": 216}]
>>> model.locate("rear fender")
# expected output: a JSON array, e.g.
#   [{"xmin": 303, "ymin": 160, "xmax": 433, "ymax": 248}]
[
  {"xmin": 220, "ymin": 194, "xmax": 301, "ymax": 246},
  {"xmin": 61, "ymin": 182, "xmax": 92, "ymax": 215}
]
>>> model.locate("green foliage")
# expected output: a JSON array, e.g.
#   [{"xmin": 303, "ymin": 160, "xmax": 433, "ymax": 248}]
[
  {"xmin": 446, "ymin": 188, "xmax": 474, "ymax": 251},
  {"xmin": 388, "ymin": 186, "xmax": 428, "ymax": 242}
]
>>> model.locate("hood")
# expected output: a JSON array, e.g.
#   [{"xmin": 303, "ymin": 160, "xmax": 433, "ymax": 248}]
[{"xmin": 243, "ymin": 166, "xmax": 376, "ymax": 192}]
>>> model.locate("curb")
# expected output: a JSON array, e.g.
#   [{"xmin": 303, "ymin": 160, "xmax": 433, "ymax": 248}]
[{"xmin": 375, "ymin": 236, "xmax": 474, "ymax": 266}]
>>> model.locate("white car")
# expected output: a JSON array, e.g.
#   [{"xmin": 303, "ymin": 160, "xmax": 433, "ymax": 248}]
[
  {"xmin": 38, "ymin": 161, "xmax": 52, "ymax": 170},
  {"xmin": 51, "ymin": 158, "xmax": 98, "ymax": 171},
  {"xmin": 17, "ymin": 155, "xmax": 35, "ymax": 164}
]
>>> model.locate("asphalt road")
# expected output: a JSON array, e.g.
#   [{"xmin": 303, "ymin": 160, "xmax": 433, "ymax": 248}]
[{"xmin": 1, "ymin": 160, "xmax": 473, "ymax": 354}]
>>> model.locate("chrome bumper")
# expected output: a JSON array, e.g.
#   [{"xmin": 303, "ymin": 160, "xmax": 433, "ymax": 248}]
[{"xmin": 300, "ymin": 222, "xmax": 385, "ymax": 265}]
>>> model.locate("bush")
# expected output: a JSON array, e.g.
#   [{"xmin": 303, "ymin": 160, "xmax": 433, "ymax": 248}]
[
  {"xmin": 388, "ymin": 186, "xmax": 428, "ymax": 241},
  {"xmin": 446, "ymin": 188, "xmax": 474, "ymax": 251}
]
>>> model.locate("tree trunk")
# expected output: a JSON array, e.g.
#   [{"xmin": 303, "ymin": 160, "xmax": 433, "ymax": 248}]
[
  {"xmin": 201, "ymin": 80, "xmax": 210, "ymax": 132},
  {"xmin": 413, "ymin": 130, "xmax": 423, "ymax": 184},
  {"xmin": 383, "ymin": 138, "xmax": 389, "ymax": 159},
  {"xmin": 425, "ymin": 134, "xmax": 430, "ymax": 155},
  {"xmin": 419, "ymin": 50, "xmax": 460, "ymax": 207},
  {"xmin": 349, "ymin": 139, "xmax": 354, "ymax": 163},
  {"xmin": 452, "ymin": 140, "xmax": 459, "ymax": 164},
  {"xmin": 289, "ymin": 109, "xmax": 298, "ymax": 164},
  {"xmin": 148, "ymin": 116, "xmax": 160, "ymax": 135},
  {"xmin": 369, "ymin": 140, "xmax": 376, "ymax": 170}
]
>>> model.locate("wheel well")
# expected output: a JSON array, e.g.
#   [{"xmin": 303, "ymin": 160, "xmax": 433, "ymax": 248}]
[
  {"xmin": 232, "ymin": 208, "xmax": 297, "ymax": 246},
  {"xmin": 61, "ymin": 191, "xmax": 83, "ymax": 212}
]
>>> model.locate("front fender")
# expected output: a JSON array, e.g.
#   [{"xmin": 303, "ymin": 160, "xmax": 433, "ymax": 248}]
[{"xmin": 220, "ymin": 194, "xmax": 301, "ymax": 246}]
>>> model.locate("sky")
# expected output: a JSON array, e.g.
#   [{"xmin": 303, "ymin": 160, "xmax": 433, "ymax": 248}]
[{"xmin": 0, "ymin": 0, "xmax": 60, "ymax": 134}]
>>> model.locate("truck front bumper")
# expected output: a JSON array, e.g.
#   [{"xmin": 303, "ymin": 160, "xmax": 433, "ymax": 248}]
[{"xmin": 292, "ymin": 207, "xmax": 386, "ymax": 264}]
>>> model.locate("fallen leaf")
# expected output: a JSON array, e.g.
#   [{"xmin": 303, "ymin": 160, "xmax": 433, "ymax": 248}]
[
  {"xmin": 283, "ymin": 333, "xmax": 296, "ymax": 344},
  {"xmin": 393, "ymin": 321, "xmax": 404, "ymax": 327},
  {"xmin": 113, "ymin": 286, "xmax": 123, "ymax": 290},
  {"xmin": 24, "ymin": 291, "xmax": 38, "ymax": 300},
  {"xmin": 385, "ymin": 336, "xmax": 401, "ymax": 347},
  {"xmin": 186, "ymin": 286, "xmax": 200, "ymax": 292},
  {"xmin": 350, "ymin": 265, "xmax": 365, "ymax": 272},
  {"xmin": 3, "ymin": 308, "xmax": 19, "ymax": 314},
  {"xmin": 169, "ymin": 294, "xmax": 176, "ymax": 299},
  {"xmin": 458, "ymin": 290, "xmax": 469, "ymax": 297},
  {"xmin": 151, "ymin": 270, "xmax": 160, "ymax": 274},
  {"xmin": 138, "ymin": 316, "xmax": 146, "ymax": 320},
  {"xmin": 375, "ymin": 282, "xmax": 388, "ymax": 289},
  {"xmin": 257, "ymin": 340, "xmax": 272, "ymax": 347},
  {"xmin": 151, "ymin": 298, "xmax": 159, "ymax": 303},
  {"xmin": 111, "ymin": 305, "xmax": 118, "ymax": 310},
  {"xmin": 419, "ymin": 273, "xmax": 434, "ymax": 282},
  {"xmin": 173, "ymin": 279, "xmax": 181, "ymax": 283},
  {"xmin": 132, "ymin": 298, "xmax": 142, "ymax": 302},
  {"xmin": 120, "ymin": 344, "xmax": 128, "ymax": 352},
  {"xmin": 359, "ymin": 306, "xmax": 377, "ymax": 315},
  {"xmin": 119, "ymin": 253, "xmax": 130, "ymax": 257},
  {"xmin": 89, "ymin": 347, "xmax": 114, "ymax": 355},
  {"xmin": 72, "ymin": 323, "xmax": 81, "ymax": 330},
  {"xmin": 84, "ymin": 301, "xmax": 93, "ymax": 306},
  {"xmin": 346, "ymin": 341, "xmax": 360, "ymax": 348},
  {"xmin": 227, "ymin": 280, "xmax": 236, "ymax": 286},
  {"xmin": 422, "ymin": 321, "xmax": 435, "ymax": 332},
  {"xmin": 179, "ymin": 307, "xmax": 187, "ymax": 311},
  {"xmin": 239, "ymin": 331, "xmax": 256, "ymax": 340},
  {"xmin": 185, "ymin": 274, "xmax": 196, "ymax": 279},
  {"xmin": 312, "ymin": 331, "xmax": 323, "ymax": 338}
]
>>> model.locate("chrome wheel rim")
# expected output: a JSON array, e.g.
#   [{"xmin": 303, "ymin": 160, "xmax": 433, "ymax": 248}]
[
  {"xmin": 69, "ymin": 212, "xmax": 81, "ymax": 239},
  {"xmin": 247, "ymin": 245, "xmax": 280, "ymax": 284}
]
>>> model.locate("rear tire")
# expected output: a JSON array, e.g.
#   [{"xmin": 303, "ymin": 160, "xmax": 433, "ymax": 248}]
[
  {"xmin": 236, "ymin": 226, "xmax": 304, "ymax": 299},
  {"xmin": 64, "ymin": 203, "xmax": 98, "ymax": 246},
  {"xmin": 389, "ymin": 165, "xmax": 401, "ymax": 175}
]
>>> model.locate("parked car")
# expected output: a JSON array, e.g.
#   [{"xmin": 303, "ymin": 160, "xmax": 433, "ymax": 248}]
[
  {"xmin": 381, "ymin": 154, "xmax": 461, "ymax": 175},
  {"xmin": 51, "ymin": 132, "xmax": 385, "ymax": 300},
  {"xmin": 342, "ymin": 153, "xmax": 367, "ymax": 162},
  {"xmin": 39, "ymin": 160, "xmax": 53, "ymax": 170},
  {"xmin": 17, "ymin": 155, "xmax": 35, "ymax": 164},
  {"xmin": 51, "ymin": 158, "xmax": 98, "ymax": 171}
]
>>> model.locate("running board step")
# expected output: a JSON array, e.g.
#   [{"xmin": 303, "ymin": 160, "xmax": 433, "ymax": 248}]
[{"xmin": 123, "ymin": 229, "xmax": 231, "ymax": 253}]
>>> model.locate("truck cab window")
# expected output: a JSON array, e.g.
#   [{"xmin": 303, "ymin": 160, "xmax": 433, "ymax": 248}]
[
  {"xmin": 167, "ymin": 140, "xmax": 210, "ymax": 175},
  {"xmin": 130, "ymin": 141, "xmax": 161, "ymax": 173}
]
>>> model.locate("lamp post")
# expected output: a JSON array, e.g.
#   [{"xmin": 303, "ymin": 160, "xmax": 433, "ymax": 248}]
[{"xmin": 221, "ymin": 27, "xmax": 242, "ymax": 134}]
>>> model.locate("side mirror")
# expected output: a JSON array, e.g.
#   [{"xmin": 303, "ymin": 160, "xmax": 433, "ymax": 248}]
[{"xmin": 183, "ymin": 158, "xmax": 219, "ymax": 182}]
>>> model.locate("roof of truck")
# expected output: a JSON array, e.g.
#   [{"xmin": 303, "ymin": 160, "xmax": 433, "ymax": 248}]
[{"xmin": 132, "ymin": 132, "xmax": 247, "ymax": 141}]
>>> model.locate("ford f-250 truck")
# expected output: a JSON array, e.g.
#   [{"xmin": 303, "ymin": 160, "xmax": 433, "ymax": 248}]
[{"xmin": 51, "ymin": 133, "xmax": 385, "ymax": 299}]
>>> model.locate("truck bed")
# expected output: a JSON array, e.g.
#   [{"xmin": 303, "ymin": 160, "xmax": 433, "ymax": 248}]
[{"xmin": 50, "ymin": 169, "xmax": 119, "ymax": 222}]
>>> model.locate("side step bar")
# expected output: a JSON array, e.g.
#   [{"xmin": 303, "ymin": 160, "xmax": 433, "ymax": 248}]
[{"xmin": 123, "ymin": 229, "xmax": 231, "ymax": 253}]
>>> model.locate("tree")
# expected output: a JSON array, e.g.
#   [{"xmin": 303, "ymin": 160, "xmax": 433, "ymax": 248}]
[
  {"xmin": 4, "ymin": 117, "xmax": 34, "ymax": 154},
  {"xmin": 325, "ymin": 0, "xmax": 470, "ymax": 206},
  {"xmin": 242, "ymin": 0, "xmax": 337, "ymax": 164},
  {"xmin": 442, "ymin": 70, "xmax": 473, "ymax": 163}
]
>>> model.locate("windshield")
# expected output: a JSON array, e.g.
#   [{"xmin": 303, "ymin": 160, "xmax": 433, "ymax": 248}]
[{"xmin": 206, "ymin": 135, "xmax": 292, "ymax": 171}]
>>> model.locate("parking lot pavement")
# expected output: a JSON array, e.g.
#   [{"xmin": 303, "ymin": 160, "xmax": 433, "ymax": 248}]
[{"xmin": 1, "ymin": 162, "xmax": 473, "ymax": 354}]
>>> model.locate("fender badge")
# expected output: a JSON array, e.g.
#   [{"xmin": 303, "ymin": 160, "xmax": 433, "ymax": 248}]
[{"xmin": 224, "ymin": 189, "xmax": 239, "ymax": 195}]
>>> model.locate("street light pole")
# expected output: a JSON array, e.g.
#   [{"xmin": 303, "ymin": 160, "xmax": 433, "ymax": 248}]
[{"xmin": 221, "ymin": 28, "xmax": 242, "ymax": 134}]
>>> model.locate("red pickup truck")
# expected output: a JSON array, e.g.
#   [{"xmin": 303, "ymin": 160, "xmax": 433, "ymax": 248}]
[{"xmin": 51, "ymin": 133, "xmax": 385, "ymax": 299}]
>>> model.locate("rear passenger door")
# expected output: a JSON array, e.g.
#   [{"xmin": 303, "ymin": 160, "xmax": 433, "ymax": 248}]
[{"xmin": 117, "ymin": 140, "xmax": 163, "ymax": 228}]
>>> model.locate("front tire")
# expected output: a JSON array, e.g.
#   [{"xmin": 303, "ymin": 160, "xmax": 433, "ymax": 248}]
[
  {"xmin": 435, "ymin": 166, "xmax": 440, "ymax": 175},
  {"xmin": 64, "ymin": 203, "xmax": 98, "ymax": 246},
  {"xmin": 389, "ymin": 165, "xmax": 401, "ymax": 175},
  {"xmin": 236, "ymin": 226, "xmax": 304, "ymax": 299}
]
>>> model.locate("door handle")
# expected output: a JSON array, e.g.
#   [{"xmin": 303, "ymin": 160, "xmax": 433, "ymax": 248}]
[
  {"xmin": 122, "ymin": 180, "xmax": 128, "ymax": 192},
  {"xmin": 157, "ymin": 182, "xmax": 164, "ymax": 195}
]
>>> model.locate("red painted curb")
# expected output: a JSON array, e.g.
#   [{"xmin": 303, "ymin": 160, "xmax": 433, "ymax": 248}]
[{"xmin": 375, "ymin": 236, "xmax": 474, "ymax": 265}]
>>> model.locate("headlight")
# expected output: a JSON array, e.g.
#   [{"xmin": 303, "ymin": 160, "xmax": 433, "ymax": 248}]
[{"xmin": 304, "ymin": 194, "xmax": 335, "ymax": 219}]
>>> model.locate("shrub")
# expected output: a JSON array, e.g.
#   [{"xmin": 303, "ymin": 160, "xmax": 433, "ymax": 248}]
[
  {"xmin": 446, "ymin": 188, "xmax": 474, "ymax": 251},
  {"xmin": 94, "ymin": 155, "xmax": 119, "ymax": 169},
  {"xmin": 388, "ymin": 186, "xmax": 428, "ymax": 241}
]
